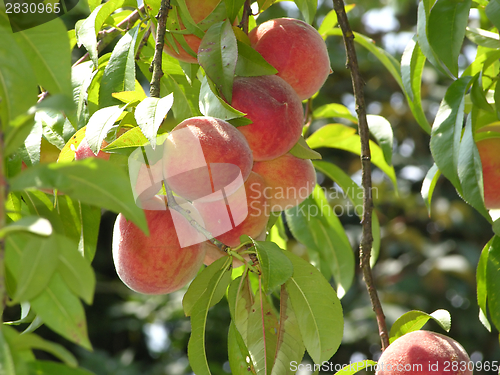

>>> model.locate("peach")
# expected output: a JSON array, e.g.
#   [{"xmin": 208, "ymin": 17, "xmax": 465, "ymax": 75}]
[
  {"xmin": 132, "ymin": 160, "xmax": 164, "ymax": 206},
  {"xmin": 376, "ymin": 331, "xmax": 471, "ymax": 375},
  {"xmin": 252, "ymin": 153, "xmax": 316, "ymax": 211},
  {"xmin": 112, "ymin": 196, "xmax": 207, "ymax": 295},
  {"xmin": 163, "ymin": 116, "xmax": 253, "ymax": 201},
  {"xmin": 193, "ymin": 172, "xmax": 269, "ymax": 248},
  {"xmin": 75, "ymin": 138, "xmax": 110, "ymax": 161},
  {"xmin": 476, "ymin": 131, "xmax": 500, "ymax": 209},
  {"xmin": 163, "ymin": 0, "xmax": 221, "ymax": 63},
  {"xmin": 231, "ymin": 75, "xmax": 304, "ymax": 161},
  {"xmin": 249, "ymin": 18, "xmax": 331, "ymax": 100}
]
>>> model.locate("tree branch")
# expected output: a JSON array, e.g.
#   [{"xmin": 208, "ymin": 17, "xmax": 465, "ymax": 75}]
[
  {"xmin": 149, "ymin": 0, "xmax": 170, "ymax": 98},
  {"xmin": 238, "ymin": 0, "xmax": 252, "ymax": 35},
  {"xmin": 332, "ymin": 0, "xmax": 389, "ymax": 351},
  {"xmin": 72, "ymin": 5, "xmax": 145, "ymax": 67}
]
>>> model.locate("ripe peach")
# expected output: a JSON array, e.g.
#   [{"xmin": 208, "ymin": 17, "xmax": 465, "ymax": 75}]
[
  {"xmin": 193, "ymin": 172, "xmax": 269, "ymax": 248},
  {"xmin": 75, "ymin": 138, "xmax": 110, "ymax": 161},
  {"xmin": 231, "ymin": 75, "xmax": 304, "ymax": 161},
  {"xmin": 163, "ymin": 116, "xmax": 253, "ymax": 201},
  {"xmin": 375, "ymin": 331, "xmax": 471, "ymax": 375},
  {"xmin": 249, "ymin": 18, "xmax": 331, "ymax": 100},
  {"xmin": 132, "ymin": 160, "xmax": 164, "ymax": 206},
  {"xmin": 476, "ymin": 131, "xmax": 500, "ymax": 209},
  {"xmin": 252, "ymin": 153, "xmax": 316, "ymax": 211},
  {"xmin": 163, "ymin": 0, "xmax": 221, "ymax": 63},
  {"xmin": 112, "ymin": 196, "xmax": 207, "ymax": 295}
]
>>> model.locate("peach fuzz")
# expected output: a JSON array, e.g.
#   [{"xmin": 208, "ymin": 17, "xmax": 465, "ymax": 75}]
[
  {"xmin": 231, "ymin": 75, "xmax": 304, "ymax": 161},
  {"xmin": 163, "ymin": 0, "xmax": 221, "ymax": 63},
  {"xmin": 476, "ymin": 126, "xmax": 500, "ymax": 209},
  {"xmin": 75, "ymin": 138, "xmax": 110, "ymax": 161},
  {"xmin": 252, "ymin": 153, "xmax": 316, "ymax": 211},
  {"xmin": 375, "ymin": 331, "xmax": 471, "ymax": 375},
  {"xmin": 163, "ymin": 116, "xmax": 253, "ymax": 201},
  {"xmin": 112, "ymin": 196, "xmax": 206, "ymax": 295},
  {"xmin": 193, "ymin": 172, "xmax": 269, "ymax": 248},
  {"xmin": 249, "ymin": 18, "xmax": 331, "ymax": 100}
]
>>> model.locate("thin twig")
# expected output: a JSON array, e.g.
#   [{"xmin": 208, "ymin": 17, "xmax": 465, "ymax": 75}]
[
  {"xmin": 149, "ymin": 0, "xmax": 170, "ymax": 98},
  {"xmin": 238, "ymin": 0, "xmax": 252, "ymax": 34},
  {"xmin": 0, "ymin": 122, "xmax": 7, "ymax": 321},
  {"xmin": 332, "ymin": 0, "xmax": 389, "ymax": 351},
  {"xmin": 72, "ymin": 5, "xmax": 145, "ymax": 67},
  {"xmin": 135, "ymin": 25, "xmax": 152, "ymax": 60}
]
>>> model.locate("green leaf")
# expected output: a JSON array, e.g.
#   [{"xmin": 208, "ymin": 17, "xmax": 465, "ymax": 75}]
[
  {"xmin": 85, "ymin": 104, "xmax": 127, "ymax": 155},
  {"xmin": 99, "ymin": 25, "xmax": 139, "ymax": 108},
  {"xmin": 421, "ymin": 163, "xmax": 441, "ymax": 217},
  {"xmin": 103, "ymin": 126, "xmax": 149, "ymax": 155},
  {"xmin": 0, "ymin": 217, "xmax": 52, "ymax": 239},
  {"xmin": 466, "ymin": 27, "xmax": 500, "ymax": 49},
  {"xmin": 328, "ymin": 29, "xmax": 403, "ymax": 90},
  {"xmin": 235, "ymin": 41, "xmax": 278, "ymax": 77},
  {"xmin": 284, "ymin": 251, "xmax": 343, "ymax": 364},
  {"xmin": 198, "ymin": 20, "xmax": 238, "ymax": 103},
  {"xmin": 294, "ymin": 0, "xmax": 317, "ymax": 24},
  {"xmin": 308, "ymin": 125, "xmax": 398, "ymax": 190},
  {"xmin": 224, "ymin": 0, "xmax": 245, "ymax": 23},
  {"xmin": 477, "ymin": 239, "xmax": 492, "ymax": 332},
  {"xmin": 400, "ymin": 37, "xmax": 431, "ymax": 134},
  {"xmin": 470, "ymin": 72, "xmax": 494, "ymax": 113},
  {"xmin": 183, "ymin": 256, "xmax": 231, "ymax": 317},
  {"xmin": 228, "ymin": 321, "xmax": 253, "ymax": 374},
  {"xmin": 367, "ymin": 115, "xmax": 393, "ymax": 166},
  {"xmin": 76, "ymin": 0, "xmax": 137, "ymax": 67},
  {"xmin": 30, "ymin": 273, "xmax": 92, "ymax": 350},
  {"xmin": 27, "ymin": 361, "xmax": 95, "ymax": 375},
  {"xmin": 486, "ymin": 0, "xmax": 500, "ymax": 31},
  {"xmin": 9, "ymin": 159, "xmax": 148, "ymax": 234},
  {"xmin": 187, "ymin": 257, "xmax": 232, "ymax": 375},
  {"xmin": 457, "ymin": 116, "xmax": 490, "ymax": 220},
  {"xmin": 0, "ymin": 19, "xmax": 38, "ymax": 126},
  {"xmin": 427, "ymin": 0, "xmax": 471, "ymax": 77},
  {"xmin": 11, "ymin": 235, "xmax": 59, "ymax": 304},
  {"xmin": 253, "ymin": 240, "xmax": 293, "ymax": 294},
  {"xmin": 10, "ymin": 331, "xmax": 77, "ymax": 367},
  {"xmin": 271, "ymin": 286, "xmax": 305, "ymax": 375},
  {"xmin": 247, "ymin": 285, "xmax": 279, "ymax": 374},
  {"xmin": 0, "ymin": 327, "xmax": 16, "ymax": 375},
  {"xmin": 57, "ymin": 237, "xmax": 96, "ymax": 305},
  {"xmin": 4, "ymin": 113, "xmax": 36, "ymax": 158},
  {"xmin": 79, "ymin": 203, "xmax": 101, "ymax": 262},
  {"xmin": 288, "ymin": 136, "xmax": 322, "ymax": 160},
  {"xmin": 13, "ymin": 18, "xmax": 72, "ymax": 98},
  {"xmin": 332, "ymin": 360, "xmax": 377, "ymax": 375},
  {"xmin": 313, "ymin": 103, "xmax": 358, "ymax": 123},
  {"xmin": 486, "ymin": 235, "xmax": 500, "ymax": 331},
  {"xmin": 227, "ymin": 275, "xmax": 254, "ymax": 344},
  {"xmin": 134, "ymin": 94, "xmax": 174, "ymax": 148},
  {"xmin": 389, "ymin": 309, "xmax": 451, "ymax": 344},
  {"xmin": 430, "ymin": 76, "xmax": 473, "ymax": 192},
  {"xmin": 72, "ymin": 61, "xmax": 95, "ymax": 129},
  {"xmin": 318, "ymin": 9, "xmax": 338, "ymax": 37},
  {"xmin": 198, "ymin": 74, "xmax": 247, "ymax": 121}
]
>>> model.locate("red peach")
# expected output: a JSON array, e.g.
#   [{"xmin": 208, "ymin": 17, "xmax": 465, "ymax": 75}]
[
  {"xmin": 231, "ymin": 75, "xmax": 304, "ymax": 161},
  {"xmin": 252, "ymin": 153, "xmax": 316, "ymax": 211},
  {"xmin": 375, "ymin": 331, "xmax": 471, "ymax": 375},
  {"xmin": 193, "ymin": 172, "xmax": 269, "ymax": 248},
  {"xmin": 163, "ymin": 0, "xmax": 221, "ymax": 63},
  {"xmin": 249, "ymin": 18, "xmax": 331, "ymax": 100},
  {"xmin": 75, "ymin": 138, "xmax": 110, "ymax": 161},
  {"xmin": 163, "ymin": 116, "xmax": 253, "ymax": 201},
  {"xmin": 112, "ymin": 196, "xmax": 207, "ymax": 295},
  {"xmin": 476, "ymin": 132, "xmax": 500, "ymax": 209}
]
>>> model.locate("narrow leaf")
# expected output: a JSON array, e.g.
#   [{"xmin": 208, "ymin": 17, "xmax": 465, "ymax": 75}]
[
  {"xmin": 486, "ymin": 235, "xmax": 500, "ymax": 331},
  {"xmin": 389, "ymin": 309, "xmax": 451, "ymax": 343},
  {"xmin": 477, "ymin": 239, "xmax": 492, "ymax": 331},
  {"xmin": 367, "ymin": 115, "xmax": 393, "ymax": 166},
  {"xmin": 313, "ymin": 103, "xmax": 358, "ymax": 123},
  {"xmin": 235, "ymin": 41, "xmax": 278, "ymax": 77},
  {"xmin": 85, "ymin": 104, "xmax": 127, "ymax": 155},
  {"xmin": 0, "ymin": 217, "xmax": 52, "ymax": 239},
  {"xmin": 288, "ymin": 136, "xmax": 322, "ymax": 160},
  {"xmin": 421, "ymin": 164, "xmax": 441, "ymax": 216},
  {"xmin": 486, "ymin": 0, "xmax": 500, "ymax": 31},
  {"xmin": 135, "ymin": 94, "xmax": 174, "ymax": 148},
  {"xmin": 332, "ymin": 360, "xmax": 377, "ymax": 375},
  {"xmin": 27, "ymin": 361, "xmax": 95, "ymax": 375},
  {"xmin": 0, "ymin": 327, "xmax": 16, "ymax": 375},
  {"xmin": 198, "ymin": 74, "xmax": 247, "ymax": 121},
  {"xmin": 293, "ymin": 0, "xmax": 317, "ymax": 25},
  {"xmin": 198, "ymin": 20, "xmax": 238, "ymax": 103},
  {"xmin": 253, "ymin": 240, "xmax": 293, "ymax": 294},
  {"xmin": 284, "ymin": 251, "xmax": 343, "ymax": 364}
]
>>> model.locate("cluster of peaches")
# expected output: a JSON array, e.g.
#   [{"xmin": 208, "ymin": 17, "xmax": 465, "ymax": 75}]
[{"xmin": 110, "ymin": 15, "xmax": 331, "ymax": 295}]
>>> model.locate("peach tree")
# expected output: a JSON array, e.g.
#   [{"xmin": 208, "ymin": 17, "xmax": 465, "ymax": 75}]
[{"xmin": 0, "ymin": 0, "xmax": 499, "ymax": 374}]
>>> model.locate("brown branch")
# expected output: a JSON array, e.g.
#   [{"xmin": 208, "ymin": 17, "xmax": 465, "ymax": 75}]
[
  {"xmin": 238, "ymin": 0, "xmax": 252, "ymax": 34},
  {"xmin": 72, "ymin": 5, "xmax": 145, "ymax": 67},
  {"xmin": 149, "ymin": 0, "xmax": 170, "ymax": 98},
  {"xmin": 0, "ymin": 122, "xmax": 7, "ymax": 321},
  {"xmin": 332, "ymin": 0, "xmax": 389, "ymax": 351},
  {"xmin": 135, "ymin": 25, "xmax": 152, "ymax": 60}
]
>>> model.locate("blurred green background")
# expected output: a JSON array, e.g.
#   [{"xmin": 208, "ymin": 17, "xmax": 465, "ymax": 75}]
[{"xmin": 7, "ymin": 0, "xmax": 500, "ymax": 373}]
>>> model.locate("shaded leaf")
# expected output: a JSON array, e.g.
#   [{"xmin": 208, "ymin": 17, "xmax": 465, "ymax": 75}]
[
  {"xmin": 293, "ymin": 0, "xmax": 317, "ymax": 25},
  {"xmin": 199, "ymin": 74, "xmax": 247, "ymax": 121},
  {"xmin": 0, "ymin": 326, "xmax": 16, "ymax": 375},
  {"xmin": 289, "ymin": 136, "xmax": 322, "ymax": 160},
  {"xmin": 27, "ymin": 361, "xmax": 95, "ymax": 375},
  {"xmin": 228, "ymin": 321, "xmax": 253, "ymax": 374},
  {"xmin": 253, "ymin": 240, "xmax": 293, "ymax": 294},
  {"xmin": 486, "ymin": 235, "xmax": 500, "ymax": 331},
  {"xmin": 486, "ymin": 0, "xmax": 500, "ymax": 31}
]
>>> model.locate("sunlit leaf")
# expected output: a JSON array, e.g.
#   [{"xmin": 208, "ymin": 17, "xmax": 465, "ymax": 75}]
[
  {"xmin": 477, "ymin": 239, "xmax": 492, "ymax": 332},
  {"xmin": 0, "ymin": 217, "xmax": 52, "ymax": 239},
  {"xmin": 85, "ymin": 104, "xmax": 127, "ymax": 155},
  {"xmin": 235, "ymin": 41, "xmax": 278, "ymax": 77},
  {"xmin": 293, "ymin": 0, "xmax": 317, "ymax": 24},
  {"xmin": 389, "ymin": 309, "xmax": 451, "ymax": 344},
  {"xmin": 486, "ymin": 235, "xmax": 500, "ymax": 331},
  {"xmin": 421, "ymin": 163, "xmax": 441, "ymax": 217},
  {"xmin": 367, "ymin": 115, "xmax": 393, "ymax": 166},
  {"xmin": 135, "ymin": 94, "xmax": 174, "ymax": 148}
]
